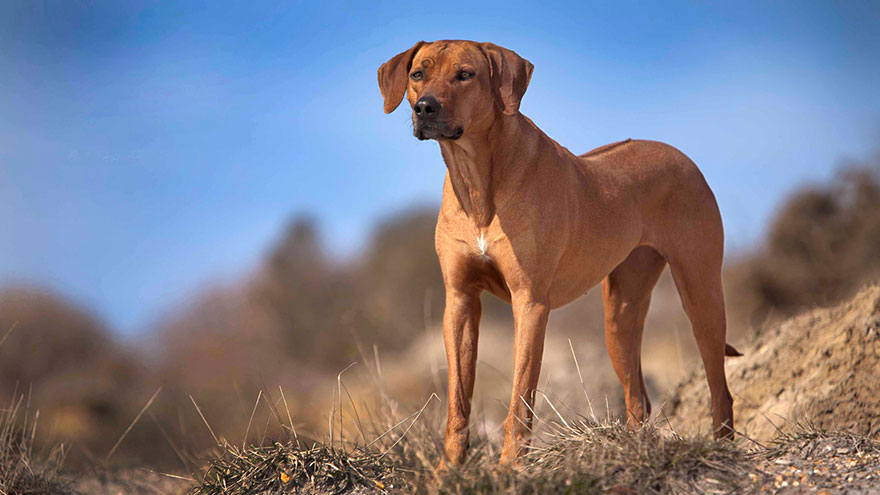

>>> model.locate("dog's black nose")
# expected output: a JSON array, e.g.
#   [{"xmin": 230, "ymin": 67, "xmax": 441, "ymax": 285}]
[{"xmin": 414, "ymin": 96, "xmax": 440, "ymax": 118}]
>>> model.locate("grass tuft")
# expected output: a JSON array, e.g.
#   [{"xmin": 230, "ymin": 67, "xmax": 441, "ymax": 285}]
[
  {"xmin": 190, "ymin": 442, "xmax": 409, "ymax": 495},
  {"xmin": 190, "ymin": 409, "xmax": 762, "ymax": 495},
  {"xmin": 0, "ymin": 394, "xmax": 71, "ymax": 495},
  {"xmin": 422, "ymin": 419, "xmax": 754, "ymax": 495}
]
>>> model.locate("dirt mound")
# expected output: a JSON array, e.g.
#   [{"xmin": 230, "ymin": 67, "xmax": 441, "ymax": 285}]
[{"xmin": 664, "ymin": 283, "xmax": 880, "ymax": 442}]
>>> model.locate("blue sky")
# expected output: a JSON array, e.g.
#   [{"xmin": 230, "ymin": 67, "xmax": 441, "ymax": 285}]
[{"xmin": 1, "ymin": 1, "xmax": 878, "ymax": 334}]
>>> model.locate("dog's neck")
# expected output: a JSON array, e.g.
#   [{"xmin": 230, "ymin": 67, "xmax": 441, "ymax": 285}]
[
  {"xmin": 438, "ymin": 127, "xmax": 497, "ymax": 228},
  {"xmin": 438, "ymin": 112, "xmax": 571, "ymax": 229}
]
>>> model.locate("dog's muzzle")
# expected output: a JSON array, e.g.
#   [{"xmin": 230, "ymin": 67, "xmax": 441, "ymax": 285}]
[{"xmin": 413, "ymin": 95, "xmax": 463, "ymax": 140}]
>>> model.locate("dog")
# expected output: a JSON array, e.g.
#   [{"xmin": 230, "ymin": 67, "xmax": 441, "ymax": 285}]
[{"xmin": 378, "ymin": 40, "xmax": 740, "ymax": 466}]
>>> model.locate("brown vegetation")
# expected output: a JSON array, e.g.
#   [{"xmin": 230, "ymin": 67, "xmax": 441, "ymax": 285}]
[
  {"xmin": 730, "ymin": 157, "xmax": 880, "ymax": 328},
  {"xmin": 0, "ymin": 393, "xmax": 70, "ymax": 495},
  {"xmin": 188, "ymin": 411, "xmax": 880, "ymax": 495},
  {"xmin": 0, "ymin": 288, "xmax": 153, "ymax": 468}
]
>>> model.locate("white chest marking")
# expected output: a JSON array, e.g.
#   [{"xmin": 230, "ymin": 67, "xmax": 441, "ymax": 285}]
[{"xmin": 477, "ymin": 233, "xmax": 488, "ymax": 256}]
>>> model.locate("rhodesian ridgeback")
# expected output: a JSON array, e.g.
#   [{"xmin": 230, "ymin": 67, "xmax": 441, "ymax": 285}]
[{"xmin": 378, "ymin": 40, "xmax": 740, "ymax": 466}]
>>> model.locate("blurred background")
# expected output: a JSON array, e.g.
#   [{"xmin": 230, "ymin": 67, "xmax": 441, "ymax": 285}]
[{"xmin": 1, "ymin": 0, "xmax": 879, "ymax": 471}]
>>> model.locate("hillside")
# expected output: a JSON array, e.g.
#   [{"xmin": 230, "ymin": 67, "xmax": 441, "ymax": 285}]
[{"xmin": 665, "ymin": 284, "xmax": 880, "ymax": 442}]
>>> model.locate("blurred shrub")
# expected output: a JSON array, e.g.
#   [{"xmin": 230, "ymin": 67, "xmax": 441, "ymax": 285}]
[
  {"xmin": 0, "ymin": 287, "xmax": 116, "ymax": 393},
  {"xmin": 735, "ymin": 158, "xmax": 880, "ymax": 326},
  {"xmin": 171, "ymin": 209, "xmax": 453, "ymax": 377},
  {"xmin": 355, "ymin": 210, "xmax": 445, "ymax": 346},
  {"xmin": 150, "ymin": 211, "xmax": 451, "ymax": 448},
  {"xmin": 0, "ymin": 287, "xmax": 160, "ymax": 468},
  {"xmin": 251, "ymin": 217, "xmax": 366, "ymax": 367}
]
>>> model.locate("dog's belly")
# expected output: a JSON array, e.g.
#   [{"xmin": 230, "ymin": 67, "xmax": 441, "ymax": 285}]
[
  {"xmin": 476, "ymin": 241, "xmax": 635, "ymax": 308},
  {"xmin": 546, "ymin": 270, "xmax": 607, "ymax": 309},
  {"xmin": 546, "ymin": 233, "xmax": 640, "ymax": 309}
]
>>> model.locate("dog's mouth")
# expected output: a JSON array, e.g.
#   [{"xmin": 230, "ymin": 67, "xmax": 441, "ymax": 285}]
[{"xmin": 415, "ymin": 124, "xmax": 464, "ymax": 141}]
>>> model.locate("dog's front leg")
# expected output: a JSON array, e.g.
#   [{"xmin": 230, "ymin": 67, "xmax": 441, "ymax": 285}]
[
  {"xmin": 500, "ymin": 294, "xmax": 549, "ymax": 464},
  {"xmin": 440, "ymin": 288, "xmax": 482, "ymax": 468}
]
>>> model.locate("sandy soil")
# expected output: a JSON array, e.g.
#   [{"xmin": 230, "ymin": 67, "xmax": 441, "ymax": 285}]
[{"xmin": 664, "ymin": 284, "xmax": 880, "ymax": 442}]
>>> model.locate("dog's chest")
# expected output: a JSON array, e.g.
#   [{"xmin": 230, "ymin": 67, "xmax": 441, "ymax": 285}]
[{"xmin": 437, "ymin": 216, "xmax": 507, "ymax": 263}]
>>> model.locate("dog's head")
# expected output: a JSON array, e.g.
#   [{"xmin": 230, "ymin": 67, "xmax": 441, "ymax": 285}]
[{"xmin": 378, "ymin": 40, "xmax": 533, "ymax": 141}]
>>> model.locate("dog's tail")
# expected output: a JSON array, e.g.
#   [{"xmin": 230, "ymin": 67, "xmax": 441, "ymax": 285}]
[{"xmin": 725, "ymin": 343, "xmax": 743, "ymax": 357}]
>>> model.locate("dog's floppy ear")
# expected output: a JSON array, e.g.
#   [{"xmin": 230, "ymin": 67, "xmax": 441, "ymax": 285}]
[
  {"xmin": 480, "ymin": 43, "xmax": 534, "ymax": 115},
  {"xmin": 378, "ymin": 41, "xmax": 426, "ymax": 114}
]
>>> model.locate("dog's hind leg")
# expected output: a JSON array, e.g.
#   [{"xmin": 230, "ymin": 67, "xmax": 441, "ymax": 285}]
[
  {"xmin": 666, "ymin": 242, "xmax": 735, "ymax": 439},
  {"xmin": 602, "ymin": 245, "xmax": 667, "ymax": 426}
]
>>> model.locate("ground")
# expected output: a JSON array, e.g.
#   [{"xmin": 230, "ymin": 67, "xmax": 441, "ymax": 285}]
[{"xmin": 665, "ymin": 284, "xmax": 880, "ymax": 442}]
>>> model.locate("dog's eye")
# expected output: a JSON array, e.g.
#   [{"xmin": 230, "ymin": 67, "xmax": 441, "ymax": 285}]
[
  {"xmin": 410, "ymin": 71, "xmax": 424, "ymax": 81},
  {"xmin": 458, "ymin": 71, "xmax": 473, "ymax": 81}
]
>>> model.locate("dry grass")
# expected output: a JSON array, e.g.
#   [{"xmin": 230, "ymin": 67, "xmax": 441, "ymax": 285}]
[
  {"xmin": 0, "ymin": 392, "xmax": 70, "ymax": 495},
  {"xmin": 187, "ymin": 407, "xmax": 880, "ymax": 495},
  {"xmin": 187, "ymin": 385, "xmax": 761, "ymax": 495},
  {"xmin": 185, "ymin": 324, "xmax": 880, "ymax": 495},
  {"xmin": 421, "ymin": 420, "xmax": 755, "ymax": 495},
  {"xmin": 191, "ymin": 443, "xmax": 408, "ymax": 495}
]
